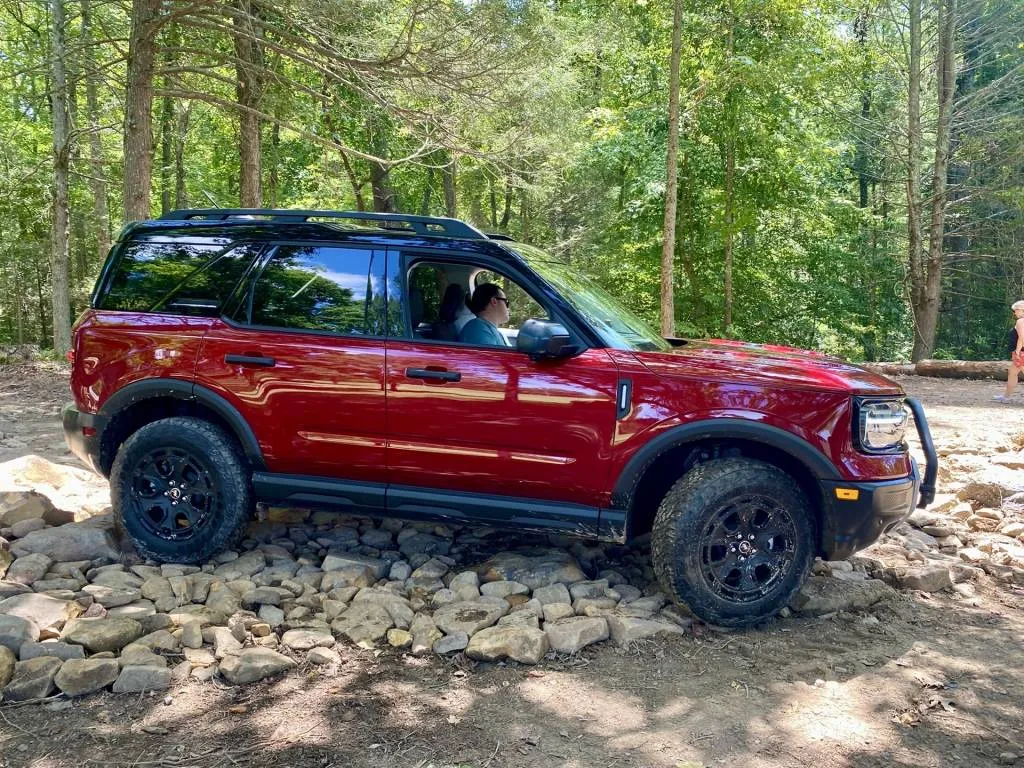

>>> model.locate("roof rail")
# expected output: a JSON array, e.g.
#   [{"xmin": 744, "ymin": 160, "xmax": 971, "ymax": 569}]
[
  {"xmin": 485, "ymin": 232, "xmax": 516, "ymax": 241},
  {"xmin": 159, "ymin": 208, "xmax": 487, "ymax": 240}
]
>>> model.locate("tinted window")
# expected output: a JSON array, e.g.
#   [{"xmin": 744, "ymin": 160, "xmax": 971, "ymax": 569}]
[
  {"xmin": 99, "ymin": 242, "xmax": 254, "ymax": 314},
  {"xmin": 245, "ymin": 245, "xmax": 385, "ymax": 335}
]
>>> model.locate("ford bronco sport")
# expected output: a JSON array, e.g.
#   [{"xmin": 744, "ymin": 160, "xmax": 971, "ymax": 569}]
[{"xmin": 63, "ymin": 209, "xmax": 937, "ymax": 627}]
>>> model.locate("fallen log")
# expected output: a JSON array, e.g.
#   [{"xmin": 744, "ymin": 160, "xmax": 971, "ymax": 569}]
[{"xmin": 862, "ymin": 359, "xmax": 1020, "ymax": 381}]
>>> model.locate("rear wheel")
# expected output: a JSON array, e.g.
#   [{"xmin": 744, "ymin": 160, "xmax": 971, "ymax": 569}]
[
  {"xmin": 651, "ymin": 458, "xmax": 814, "ymax": 627},
  {"xmin": 111, "ymin": 417, "xmax": 251, "ymax": 563}
]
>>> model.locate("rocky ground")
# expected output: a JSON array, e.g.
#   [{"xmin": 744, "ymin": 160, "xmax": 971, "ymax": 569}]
[{"xmin": 0, "ymin": 362, "xmax": 1023, "ymax": 768}]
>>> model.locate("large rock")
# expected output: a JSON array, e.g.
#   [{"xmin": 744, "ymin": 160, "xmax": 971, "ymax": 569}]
[
  {"xmin": 281, "ymin": 629, "xmax": 335, "ymax": 651},
  {"xmin": 19, "ymin": 641, "xmax": 85, "ymax": 662},
  {"xmin": 212, "ymin": 551, "xmax": 266, "ymax": 580},
  {"xmin": 219, "ymin": 648, "xmax": 296, "ymax": 685},
  {"xmin": 5, "ymin": 552, "xmax": 52, "ymax": 584},
  {"xmin": 892, "ymin": 566, "xmax": 952, "ymax": 593},
  {"xmin": 0, "ymin": 613, "xmax": 39, "ymax": 654},
  {"xmin": 433, "ymin": 598, "xmax": 509, "ymax": 637},
  {"xmin": 351, "ymin": 588, "xmax": 415, "ymax": 629},
  {"xmin": 321, "ymin": 566, "xmax": 377, "ymax": 591},
  {"xmin": 789, "ymin": 577, "xmax": 894, "ymax": 616},
  {"xmin": 477, "ymin": 550, "xmax": 587, "ymax": 590},
  {"xmin": 82, "ymin": 585, "xmax": 141, "ymax": 608},
  {"xmin": 61, "ymin": 617, "xmax": 142, "ymax": 653},
  {"xmin": 0, "ymin": 592, "xmax": 79, "ymax": 631},
  {"xmin": 545, "ymin": 616, "xmax": 609, "ymax": 654},
  {"xmin": 321, "ymin": 551, "xmax": 388, "ymax": 581},
  {"xmin": 330, "ymin": 602, "xmax": 393, "ymax": 645},
  {"xmin": 11, "ymin": 524, "xmax": 119, "ymax": 563},
  {"xmin": 2, "ymin": 656, "xmax": 62, "ymax": 701},
  {"xmin": 112, "ymin": 665, "xmax": 171, "ymax": 693},
  {"xmin": 54, "ymin": 658, "xmax": 119, "ymax": 697},
  {"xmin": 606, "ymin": 615, "xmax": 686, "ymax": 644},
  {"xmin": 466, "ymin": 625, "xmax": 549, "ymax": 664},
  {"xmin": 410, "ymin": 614, "xmax": 443, "ymax": 656},
  {"xmin": 0, "ymin": 646, "xmax": 14, "ymax": 688},
  {"xmin": 0, "ymin": 491, "xmax": 60, "ymax": 527},
  {"xmin": 0, "ymin": 580, "xmax": 32, "ymax": 599}
]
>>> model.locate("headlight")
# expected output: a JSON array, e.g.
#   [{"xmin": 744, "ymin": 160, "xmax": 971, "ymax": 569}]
[{"xmin": 858, "ymin": 399, "xmax": 908, "ymax": 452}]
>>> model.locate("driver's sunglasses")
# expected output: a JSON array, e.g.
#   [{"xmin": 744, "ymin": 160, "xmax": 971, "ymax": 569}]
[{"xmin": 494, "ymin": 296, "xmax": 510, "ymax": 306}]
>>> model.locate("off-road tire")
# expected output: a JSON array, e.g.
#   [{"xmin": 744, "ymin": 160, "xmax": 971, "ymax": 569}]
[
  {"xmin": 110, "ymin": 417, "xmax": 252, "ymax": 564},
  {"xmin": 651, "ymin": 458, "xmax": 814, "ymax": 628}
]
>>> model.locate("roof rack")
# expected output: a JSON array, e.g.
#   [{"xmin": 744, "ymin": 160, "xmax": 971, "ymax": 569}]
[{"xmin": 159, "ymin": 208, "xmax": 487, "ymax": 240}]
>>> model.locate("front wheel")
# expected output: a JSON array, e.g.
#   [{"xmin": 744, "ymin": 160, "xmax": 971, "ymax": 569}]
[
  {"xmin": 651, "ymin": 458, "xmax": 815, "ymax": 628},
  {"xmin": 110, "ymin": 417, "xmax": 252, "ymax": 564}
]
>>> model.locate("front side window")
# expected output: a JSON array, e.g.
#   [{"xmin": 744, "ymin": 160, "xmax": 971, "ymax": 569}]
[
  {"xmin": 99, "ymin": 241, "xmax": 256, "ymax": 315},
  {"xmin": 242, "ymin": 245, "xmax": 385, "ymax": 335}
]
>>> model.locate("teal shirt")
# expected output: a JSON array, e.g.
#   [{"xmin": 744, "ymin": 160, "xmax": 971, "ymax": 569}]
[{"xmin": 459, "ymin": 317, "xmax": 508, "ymax": 346}]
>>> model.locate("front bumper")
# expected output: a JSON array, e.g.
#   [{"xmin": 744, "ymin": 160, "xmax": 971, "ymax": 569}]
[
  {"xmin": 62, "ymin": 402, "xmax": 108, "ymax": 476},
  {"xmin": 821, "ymin": 396, "xmax": 938, "ymax": 560}
]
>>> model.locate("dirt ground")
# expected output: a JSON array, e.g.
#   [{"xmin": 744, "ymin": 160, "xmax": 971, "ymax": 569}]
[{"xmin": 1, "ymin": 364, "xmax": 1023, "ymax": 768}]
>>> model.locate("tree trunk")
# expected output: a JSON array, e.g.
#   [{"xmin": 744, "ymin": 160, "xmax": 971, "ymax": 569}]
[
  {"xmin": 124, "ymin": 0, "xmax": 161, "ymax": 222},
  {"xmin": 420, "ymin": 167, "xmax": 434, "ymax": 215},
  {"xmin": 722, "ymin": 3, "xmax": 736, "ymax": 332},
  {"xmin": 160, "ymin": 42, "xmax": 175, "ymax": 215},
  {"xmin": 81, "ymin": 0, "xmax": 110, "ymax": 262},
  {"xmin": 368, "ymin": 118, "xmax": 395, "ymax": 213},
  {"xmin": 443, "ymin": 152, "xmax": 457, "ymax": 218},
  {"xmin": 906, "ymin": 0, "xmax": 926, "ymax": 361},
  {"xmin": 175, "ymin": 102, "xmax": 190, "ymax": 208},
  {"xmin": 919, "ymin": 0, "xmax": 958, "ymax": 360},
  {"xmin": 50, "ymin": 0, "xmax": 72, "ymax": 356},
  {"xmin": 500, "ymin": 174, "xmax": 513, "ymax": 230},
  {"xmin": 660, "ymin": 0, "xmax": 683, "ymax": 337},
  {"xmin": 234, "ymin": 0, "xmax": 264, "ymax": 207},
  {"xmin": 268, "ymin": 120, "xmax": 280, "ymax": 207}
]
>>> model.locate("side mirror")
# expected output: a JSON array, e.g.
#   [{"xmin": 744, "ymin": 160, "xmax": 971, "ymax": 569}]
[{"xmin": 516, "ymin": 319, "xmax": 580, "ymax": 360}]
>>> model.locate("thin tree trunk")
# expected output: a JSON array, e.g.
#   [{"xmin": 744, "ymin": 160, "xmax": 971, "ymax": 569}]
[
  {"xmin": 268, "ymin": 120, "xmax": 280, "ymax": 207},
  {"xmin": 500, "ymin": 174, "xmax": 513, "ymax": 230},
  {"xmin": 443, "ymin": 152, "xmax": 457, "ymax": 217},
  {"xmin": 338, "ymin": 150, "xmax": 366, "ymax": 211},
  {"xmin": 234, "ymin": 0, "xmax": 263, "ymax": 207},
  {"xmin": 160, "ymin": 44, "xmax": 175, "ymax": 215},
  {"xmin": 50, "ymin": 0, "xmax": 72, "ymax": 355},
  {"xmin": 420, "ymin": 167, "xmax": 434, "ymax": 215},
  {"xmin": 660, "ymin": 0, "xmax": 683, "ymax": 337},
  {"xmin": 367, "ymin": 118, "xmax": 395, "ymax": 213},
  {"xmin": 81, "ymin": 0, "xmax": 110, "ymax": 261},
  {"xmin": 919, "ymin": 0, "xmax": 957, "ymax": 359},
  {"xmin": 907, "ymin": 0, "xmax": 926, "ymax": 361},
  {"xmin": 722, "ymin": 2, "xmax": 735, "ymax": 332},
  {"xmin": 488, "ymin": 175, "xmax": 498, "ymax": 229},
  {"xmin": 175, "ymin": 102, "xmax": 190, "ymax": 208},
  {"xmin": 123, "ymin": 0, "xmax": 160, "ymax": 222}
]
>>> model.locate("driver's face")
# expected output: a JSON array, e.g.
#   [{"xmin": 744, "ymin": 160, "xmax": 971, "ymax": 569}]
[{"xmin": 495, "ymin": 293, "xmax": 510, "ymax": 324}]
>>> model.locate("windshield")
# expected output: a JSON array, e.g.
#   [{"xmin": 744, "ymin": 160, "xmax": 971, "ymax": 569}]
[{"xmin": 510, "ymin": 243, "xmax": 671, "ymax": 352}]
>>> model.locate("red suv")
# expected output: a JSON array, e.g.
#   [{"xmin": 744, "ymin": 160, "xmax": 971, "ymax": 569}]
[{"xmin": 63, "ymin": 209, "xmax": 936, "ymax": 627}]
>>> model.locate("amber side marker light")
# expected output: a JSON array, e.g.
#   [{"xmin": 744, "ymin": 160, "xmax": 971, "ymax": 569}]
[{"xmin": 835, "ymin": 488, "xmax": 860, "ymax": 501}]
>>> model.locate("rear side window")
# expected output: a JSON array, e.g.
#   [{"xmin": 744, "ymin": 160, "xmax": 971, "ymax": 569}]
[
  {"xmin": 98, "ymin": 242, "xmax": 258, "ymax": 316},
  {"xmin": 239, "ymin": 245, "xmax": 386, "ymax": 336}
]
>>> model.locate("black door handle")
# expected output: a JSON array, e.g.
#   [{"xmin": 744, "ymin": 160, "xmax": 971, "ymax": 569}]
[
  {"xmin": 405, "ymin": 367, "xmax": 461, "ymax": 382},
  {"xmin": 225, "ymin": 354, "xmax": 276, "ymax": 367}
]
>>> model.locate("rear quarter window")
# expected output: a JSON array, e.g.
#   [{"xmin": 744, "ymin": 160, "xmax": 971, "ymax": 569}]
[{"xmin": 97, "ymin": 242, "xmax": 259, "ymax": 316}]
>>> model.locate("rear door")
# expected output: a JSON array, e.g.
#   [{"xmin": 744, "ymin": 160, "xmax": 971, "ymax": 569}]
[{"xmin": 196, "ymin": 243, "xmax": 391, "ymax": 486}]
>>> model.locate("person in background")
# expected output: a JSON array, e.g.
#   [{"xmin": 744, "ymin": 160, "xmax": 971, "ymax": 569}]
[
  {"xmin": 458, "ymin": 283, "xmax": 510, "ymax": 346},
  {"xmin": 994, "ymin": 299, "xmax": 1024, "ymax": 402}
]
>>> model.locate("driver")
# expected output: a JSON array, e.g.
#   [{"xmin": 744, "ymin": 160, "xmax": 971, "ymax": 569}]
[{"xmin": 458, "ymin": 283, "xmax": 510, "ymax": 346}]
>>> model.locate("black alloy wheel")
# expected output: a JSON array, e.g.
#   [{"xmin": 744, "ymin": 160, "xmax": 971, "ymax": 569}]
[{"xmin": 129, "ymin": 446, "xmax": 219, "ymax": 541}]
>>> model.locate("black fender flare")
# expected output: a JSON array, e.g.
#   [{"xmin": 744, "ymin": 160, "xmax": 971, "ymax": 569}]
[
  {"xmin": 99, "ymin": 378, "xmax": 267, "ymax": 471},
  {"xmin": 610, "ymin": 418, "xmax": 841, "ymax": 512}
]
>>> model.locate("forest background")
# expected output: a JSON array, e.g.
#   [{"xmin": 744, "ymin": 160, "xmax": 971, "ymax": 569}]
[{"xmin": 0, "ymin": 0, "xmax": 1020, "ymax": 362}]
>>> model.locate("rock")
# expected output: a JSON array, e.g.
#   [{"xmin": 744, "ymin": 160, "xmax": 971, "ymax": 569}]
[
  {"xmin": 411, "ymin": 558, "xmax": 449, "ymax": 580},
  {"xmin": 0, "ymin": 592, "xmax": 79, "ymax": 631},
  {"xmin": 191, "ymin": 664, "xmax": 218, "ymax": 682},
  {"xmin": 321, "ymin": 551, "xmax": 388, "ymax": 580},
  {"xmin": 544, "ymin": 616, "xmax": 609, "ymax": 654},
  {"xmin": 573, "ymin": 597, "xmax": 618, "ymax": 615},
  {"xmin": 956, "ymin": 482, "xmax": 1003, "ymax": 508},
  {"xmin": 398, "ymin": 533, "xmax": 450, "ymax": 558},
  {"xmin": 466, "ymin": 625, "xmax": 549, "ymax": 664},
  {"xmin": 240, "ymin": 586, "xmax": 291, "ymax": 608},
  {"xmin": 0, "ymin": 549, "xmax": 10, "ymax": 580},
  {"xmin": 533, "ymin": 583, "xmax": 572, "ymax": 606},
  {"xmin": 2, "ymin": 656, "xmax": 62, "ymax": 701},
  {"xmin": 81, "ymin": 585, "xmax": 141, "ymax": 608},
  {"xmin": 0, "ymin": 491, "xmax": 63, "ymax": 527},
  {"xmin": 119, "ymin": 646, "xmax": 167, "ymax": 668},
  {"xmin": 543, "ymin": 603, "xmax": 575, "ymax": 623},
  {"xmin": 281, "ymin": 629, "xmax": 335, "ymax": 651},
  {"xmin": 130, "ymin": 629, "xmax": 178, "ymax": 652},
  {"xmin": 498, "ymin": 612, "xmax": 539, "ymax": 629},
  {"xmin": 330, "ymin": 602, "xmax": 393, "ymax": 645},
  {"xmin": 184, "ymin": 648, "xmax": 216, "ymax": 667},
  {"xmin": 205, "ymin": 583, "xmax": 241, "ymax": 618},
  {"xmin": 308, "ymin": 646, "xmax": 342, "ymax": 665},
  {"xmin": 0, "ymin": 645, "xmax": 13, "ymax": 687},
  {"xmin": 107, "ymin": 601, "xmax": 157, "ymax": 620},
  {"xmin": 387, "ymin": 629, "xmax": 412, "ymax": 648},
  {"xmin": 112, "ymin": 665, "xmax": 172, "ymax": 693},
  {"xmin": 219, "ymin": 648, "xmax": 296, "ymax": 685},
  {"xmin": 212, "ymin": 550, "xmax": 266, "ymax": 580},
  {"xmin": 0, "ymin": 580, "xmax": 32, "ymax": 599},
  {"xmin": 258, "ymin": 604, "xmax": 285, "ymax": 627},
  {"xmin": 0, "ymin": 613, "xmax": 38, "ymax": 653},
  {"xmin": 958, "ymin": 547, "xmax": 987, "ymax": 563},
  {"xmin": 789, "ymin": 577, "xmax": 894, "ymax": 616},
  {"xmin": 181, "ymin": 621, "xmax": 203, "ymax": 649},
  {"xmin": 433, "ymin": 598, "xmax": 509, "ymax": 637},
  {"xmin": 5, "ymin": 552, "xmax": 52, "ymax": 584},
  {"xmin": 410, "ymin": 614, "xmax": 443, "ymax": 656},
  {"xmin": 448, "ymin": 570, "xmax": 480, "ymax": 591},
  {"xmin": 388, "ymin": 562, "xmax": 412, "ymax": 581},
  {"xmin": 19, "ymin": 640, "xmax": 85, "ymax": 661},
  {"xmin": 54, "ymin": 658, "xmax": 119, "ymax": 697},
  {"xmin": 478, "ymin": 550, "xmax": 587, "ymax": 590},
  {"xmin": 12, "ymin": 524, "xmax": 119, "ymax": 562},
  {"xmin": 480, "ymin": 580, "xmax": 530, "ymax": 598},
  {"xmin": 894, "ymin": 566, "xmax": 952, "ymax": 593},
  {"xmin": 606, "ymin": 615, "xmax": 686, "ymax": 644},
  {"xmin": 433, "ymin": 632, "xmax": 469, "ymax": 655},
  {"xmin": 321, "ymin": 566, "xmax": 378, "ymax": 591},
  {"xmin": 90, "ymin": 569, "xmax": 144, "ymax": 591},
  {"xmin": 60, "ymin": 617, "xmax": 142, "ymax": 653},
  {"xmin": 10, "ymin": 518, "xmax": 48, "ymax": 538}
]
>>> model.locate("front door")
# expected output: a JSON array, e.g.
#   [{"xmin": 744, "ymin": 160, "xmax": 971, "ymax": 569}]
[{"xmin": 383, "ymin": 251, "xmax": 620, "ymax": 531}]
